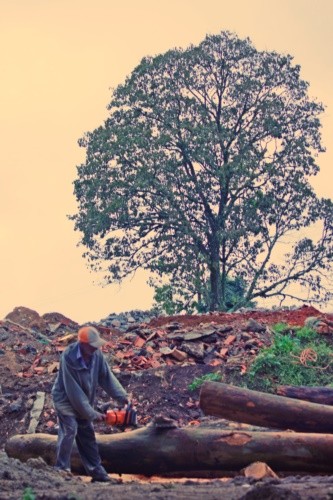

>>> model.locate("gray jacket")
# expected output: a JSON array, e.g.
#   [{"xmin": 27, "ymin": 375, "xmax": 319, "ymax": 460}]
[{"xmin": 52, "ymin": 342, "xmax": 127, "ymax": 420}]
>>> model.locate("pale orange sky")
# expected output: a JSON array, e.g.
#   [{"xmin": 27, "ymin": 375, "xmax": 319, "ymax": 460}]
[{"xmin": 1, "ymin": 0, "xmax": 332, "ymax": 323}]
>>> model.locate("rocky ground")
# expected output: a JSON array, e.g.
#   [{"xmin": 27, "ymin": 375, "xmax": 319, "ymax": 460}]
[{"xmin": 1, "ymin": 304, "xmax": 333, "ymax": 499}]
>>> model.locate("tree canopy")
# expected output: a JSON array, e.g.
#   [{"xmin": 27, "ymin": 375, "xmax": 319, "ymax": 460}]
[{"xmin": 71, "ymin": 31, "xmax": 333, "ymax": 311}]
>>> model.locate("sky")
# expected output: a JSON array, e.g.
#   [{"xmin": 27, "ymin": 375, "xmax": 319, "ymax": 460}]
[{"xmin": 1, "ymin": 0, "xmax": 332, "ymax": 324}]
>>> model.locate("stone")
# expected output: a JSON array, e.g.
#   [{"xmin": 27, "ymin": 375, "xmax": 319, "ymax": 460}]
[{"xmin": 182, "ymin": 341, "xmax": 205, "ymax": 359}]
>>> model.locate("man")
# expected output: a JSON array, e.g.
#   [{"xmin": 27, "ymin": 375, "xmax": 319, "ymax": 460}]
[{"xmin": 52, "ymin": 325, "xmax": 128, "ymax": 482}]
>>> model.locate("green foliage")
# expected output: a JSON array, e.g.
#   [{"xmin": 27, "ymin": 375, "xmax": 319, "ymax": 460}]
[
  {"xmin": 188, "ymin": 372, "xmax": 223, "ymax": 391},
  {"xmin": 153, "ymin": 276, "xmax": 255, "ymax": 314},
  {"xmin": 22, "ymin": 488, "xmax": 36, "ymax": 500},
  {"xmin": 71, "ymin": 30, "xmax": 333, "ymax": 311},
  {"xmin": 271, "ymin": 322, "xmax": 291, "ymax": 335},
  {"xmin": 246, "ymin": 325, "xmax": 333, "ymax": 392},
  {"xmin": 271, "ymin": 323, "xmax": 317, "ymax": 341},
  {"xmin": 294, "ymin": 325, "xmax": 318, "ymax": 341},
  {"xmin": 152, "ymin": 284, "xmax": 184, "ymax": 315}
]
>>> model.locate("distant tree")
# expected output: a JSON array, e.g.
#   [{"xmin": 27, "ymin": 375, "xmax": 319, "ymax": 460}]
[{"xmin": 71, "ymin": 31, "xmax": 333, "ymax": 311}]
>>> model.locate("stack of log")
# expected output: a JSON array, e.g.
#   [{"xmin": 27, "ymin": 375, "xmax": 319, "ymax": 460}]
[
  {"xmin": 198, "ymin": 382, "xmax": 333, "ymax": 474},
  {"xmin": 5, "ymin": 383, "xmax": 333, "ymax": 476}
]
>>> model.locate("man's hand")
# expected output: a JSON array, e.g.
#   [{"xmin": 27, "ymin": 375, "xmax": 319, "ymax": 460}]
[{"xmin": 94, "ymin": 411, "xmax": 106, "ymax": 422}]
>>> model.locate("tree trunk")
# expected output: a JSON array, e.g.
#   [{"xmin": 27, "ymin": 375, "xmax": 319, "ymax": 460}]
[
  {"xmin": 209, "ymin": 265, "xmax": 220, "ymax": 311},
  {"xmin": 199, "ymin": 381, "xmax": 333, "ymax": 433},
  {"xmin": 276, "ymin": 385, "xmax": 333, "ymax": 405},
  {"xmin": 5, "ymin": 425, "xmax": 333, "ymax": 474},
  {"xmin": 209, "ymin": 236, "xmax": 221, "ymax": 311}
]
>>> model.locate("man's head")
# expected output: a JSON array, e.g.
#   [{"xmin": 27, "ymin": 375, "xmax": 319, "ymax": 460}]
[{"xmin": 78, "ymin": 326, "xmax": 106, "ymax": 348}]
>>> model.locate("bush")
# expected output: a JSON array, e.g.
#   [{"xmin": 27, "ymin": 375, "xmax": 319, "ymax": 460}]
[{"xmin": 245, "ymin": 324, "xmax": 333, "ymax": 392}]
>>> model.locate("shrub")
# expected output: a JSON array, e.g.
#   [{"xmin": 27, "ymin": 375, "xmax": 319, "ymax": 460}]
[{"xmin": 245, "ymin": 324, "xmax": 333, "ymax": 392}]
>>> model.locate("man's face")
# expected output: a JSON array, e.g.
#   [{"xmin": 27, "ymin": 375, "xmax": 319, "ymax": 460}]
[{"xmin": 80, "ymin": 342, "xmax": 98, "ymax": 357}]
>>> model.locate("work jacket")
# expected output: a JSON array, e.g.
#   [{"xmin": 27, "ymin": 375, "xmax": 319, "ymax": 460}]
[{"xmin": 52, "ymin": 341, "xmax": 128, "ymax": 420}]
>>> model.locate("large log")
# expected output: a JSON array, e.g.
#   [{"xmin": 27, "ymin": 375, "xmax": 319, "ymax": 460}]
[
  {"xmin": 199, "ymin": 381, "xmax": 333, "ymax": 433},
  {"xmin": 5, "ymin": 423, "xmax": 333, "ymax": 474},
  {"xmin": 277, "ymin": 385, "xmax": 333, "ymax": 405}
]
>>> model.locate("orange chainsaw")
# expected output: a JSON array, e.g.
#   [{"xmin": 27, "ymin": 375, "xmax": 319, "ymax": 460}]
[{"xmin": 103, "ymin": 402, "xmax": 138, "ymax": 428}]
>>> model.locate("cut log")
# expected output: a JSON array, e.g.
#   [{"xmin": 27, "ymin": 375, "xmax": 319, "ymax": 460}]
[
  {"xmin": 5, "ymin": 422, "xmax": 333, "ymax": 474},
  {"xmin": 276, "ymin": 385, "xmax": 333, "ymax": 405},
  {"xmin": 199, "ymin": 381, "xmax": 333, "ymax": 433}
]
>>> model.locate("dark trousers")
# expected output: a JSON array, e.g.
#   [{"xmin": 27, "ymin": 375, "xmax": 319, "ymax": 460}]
[{"xmin": 55, "ymin": 412, "xmax": 107, "ymax": 478}]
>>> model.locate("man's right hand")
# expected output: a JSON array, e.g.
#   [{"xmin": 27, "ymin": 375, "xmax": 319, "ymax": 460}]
[{"xmin": 94, "ymin": 411, "xmax": 106, "ymax": 422}]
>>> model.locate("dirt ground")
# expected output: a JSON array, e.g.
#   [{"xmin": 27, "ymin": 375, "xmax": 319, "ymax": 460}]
[
  {"xmin": 2, "ymin": 449, "xmax": 333, "ymax": 500},
  {"xmin": 1, "ymin": 304, "xmax": 333, "ymax": 499}
]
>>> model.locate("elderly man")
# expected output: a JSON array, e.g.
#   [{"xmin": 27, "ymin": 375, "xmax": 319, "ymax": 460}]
[{"xmin": 52, "ymin": 325, "xmax": 128, "ymax": 482}]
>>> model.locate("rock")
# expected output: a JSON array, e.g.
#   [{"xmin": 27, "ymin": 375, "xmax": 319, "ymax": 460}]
[
  {"xmin": 100, "ymin": 310, "xmax": 157, "ymax": 331},
  {"xmin": 110, "ymin": 319, "xmax": 122, "ymax": 328},
  {"xmin": 244, "ymin": 318, "xmax": 266, "ymax": 333},
  {"xmin": 304, "ymin": 316, "xmax": 333, "ymax": 334},
  {"xmin": 124, "ymin": 333, "xmax": 138, "ymax": 342},
  {"xmin": 164, "ymin": 322, "xmax": 182, "ymax": 331},
  {"xmin": 170, "ymin": 349, "xmax": 188, "ymax": 362},
  {"xmin": 167, "ymin": 329, "xmax": 217, "ymax": 341},
  {"xmin": 182, "ymin": 341, "xmax": 205, "ymax": 359},
  {"xmin": 126, "ymin": 316, "xmax": 136, "ymax": 323},
  {"xmin": 27, "ymin": 391, "xmax": 45, "ymax": 434},
  {"xmin": 304, "ymin": 316, "xmax": 321, "ymax": 328},
  {"xmin": 241, "ymin": 461, "xmax": 279, "ymax": 480},
  {"xmin": 160, "ymin": 347, "xmax": 174, "ymax": 355},
  {"xmin": 26, "ymin": 456, "xmax": 49, "ymax": 470},
  {"xmin": 216, "ymin": 325, "xmax": 234, "ymax": 333},
  {"xmin": 8, "ymin": 398, "xmax": 23, "ymax": 413}
]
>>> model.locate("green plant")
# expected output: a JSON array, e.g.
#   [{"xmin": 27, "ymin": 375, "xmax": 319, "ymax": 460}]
[
  {"xmin": 273, "ymin": 333, "xmax": 299, "ymax": 354},
  {"xmin": 245, "ymin": 324, "xmax": 333, "ymax": 392},
  {"xmin": 294, "ymin": 325, "xmax": 318, "ymax": 341},
  {"xmin": 22, "ymin": 488, "xmax": 36, "ymax": 500},
  {"xmin": 188, "ymin": 372, "xmax": 222, "ymax": 391},
  {"xmin": 271, "ymin": 323, "xmax": 291, "ymax": 335}
]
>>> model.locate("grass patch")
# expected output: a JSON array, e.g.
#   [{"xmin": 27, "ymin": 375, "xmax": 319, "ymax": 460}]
[
  {"xmin": 245, "ymin": 323, "xmax": 333, "ymax": 392},
  {"xmin": 22, "ymin": 488, "xmax": 36, "ymax": 500},
  {"xmin": 188, "ymin": 372, "xmax": 223, "ymax": 391}
]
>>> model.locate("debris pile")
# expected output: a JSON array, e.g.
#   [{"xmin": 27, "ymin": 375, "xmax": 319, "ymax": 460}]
[
  {"xmin": 104, "ymin": 317, "xmax": 271, "ymax": 372},
  {"xmin": 99, "ymin": 310, "xmax": 158, "ymax": 331},
  {"xmin": 0, "ymin": 304, "xmax": 332, "ymax": 449}
]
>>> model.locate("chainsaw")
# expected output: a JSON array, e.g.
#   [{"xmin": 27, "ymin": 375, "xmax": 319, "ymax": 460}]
[{"xmin": 101, "ymin": 402, "xmax": 138, "ymax": 429}]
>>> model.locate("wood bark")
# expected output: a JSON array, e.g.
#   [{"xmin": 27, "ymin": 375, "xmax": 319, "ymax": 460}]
[
  {"xmin": 199, "ymin": 381, "xmax": 333, "ymax": 433},
  {"xmin": 5, "ymin": 424, "xmax": 333, "ymax": 474},
  {"xmin": 276, "ymin": 385, "xmax": 333, "ymax": 405}
]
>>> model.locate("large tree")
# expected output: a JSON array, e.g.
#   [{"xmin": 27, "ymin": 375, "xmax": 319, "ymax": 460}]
[{"xmin": 71, "ymin": 31, "xmax": 333, "ymax": 311}]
